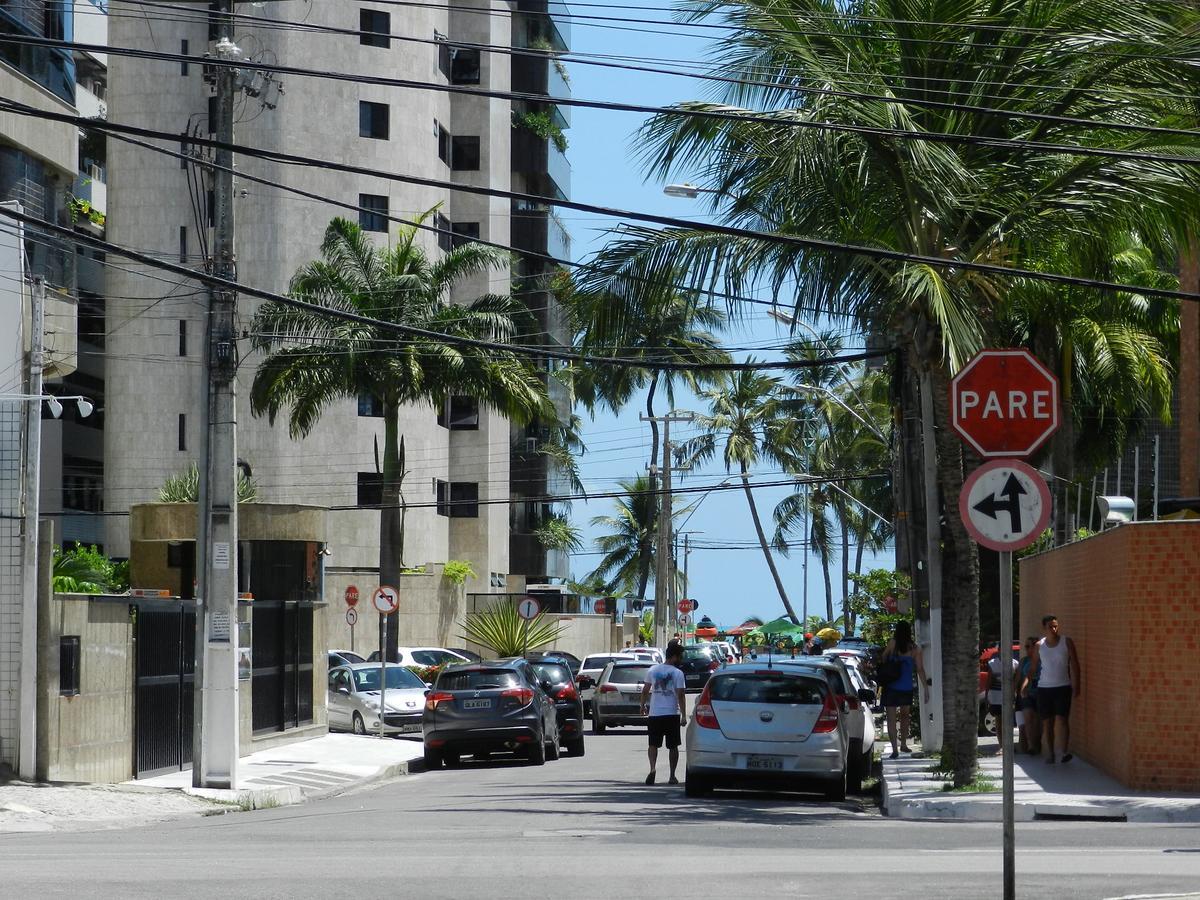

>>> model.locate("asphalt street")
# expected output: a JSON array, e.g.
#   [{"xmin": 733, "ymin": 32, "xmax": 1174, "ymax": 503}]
[{"xmin": 1, "ymin": 727, "xmax": 1197, "ymax": 899}]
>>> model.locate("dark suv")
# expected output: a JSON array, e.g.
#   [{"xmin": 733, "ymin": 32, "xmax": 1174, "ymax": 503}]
[
  {"xmin": 679, "ymin": 645, "xmax": 723, "ymax": 691},
  {"xmin": 528, "ymin": 658, "xmax": 586, "ymax": 757},
  {"xmin": 422, "ymin": 659, "xmax": 560, "ymax": 768}
]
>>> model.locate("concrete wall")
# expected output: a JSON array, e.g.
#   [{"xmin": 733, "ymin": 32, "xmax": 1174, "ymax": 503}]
[
  {"xmin": 36, "ymin": 594, "xmax": 135, "ymax": 783},
  {"xmin": 1019, "ymin": 522, "xmax": 1200, "ymax": 791}
]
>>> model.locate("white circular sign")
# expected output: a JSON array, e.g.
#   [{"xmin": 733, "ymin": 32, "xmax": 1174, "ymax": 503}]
[
  {"xmin": 345, "ymin": 607, "xmax": 358, "ymax": 627},
  {"xmin": 371, "ymin": 585, "xmax": 400, "ymax": 615},
  {"xmin": 959, "ymin": 459, "xmax": 1052, "ymax": 552},
  {"xmin": 517, "ymin": 597, "xmax": 540, "ymax": 620}
]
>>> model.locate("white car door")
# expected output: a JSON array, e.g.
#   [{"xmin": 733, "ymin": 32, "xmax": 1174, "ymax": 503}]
[{"xmin": 328, "ymin": 668, "xmax": 350, "ymax": 730}]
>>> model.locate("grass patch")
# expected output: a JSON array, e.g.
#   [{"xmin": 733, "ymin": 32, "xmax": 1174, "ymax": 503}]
[{"xmin": 941, "ymin": 774, "xmax": 999, "ymax": 793}]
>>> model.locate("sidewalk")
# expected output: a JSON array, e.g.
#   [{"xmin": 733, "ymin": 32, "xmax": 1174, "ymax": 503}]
[
  {"xmin": 881, "ymin": 737, "xmax": 1200, "ymax": 823},
  {"xmin": 136, "ymin": 732, "xmax": 426, "ymax": 809}
]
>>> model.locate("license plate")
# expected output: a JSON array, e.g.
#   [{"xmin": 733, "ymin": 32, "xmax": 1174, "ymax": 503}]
[
  {"xmin": 398, "ymin": 723, "xmax": 421, "ymax": 733},
  {"xmin": 462, "ymin": 699, "xmax": 492, "ymax": 709},
  {"xmin": 746, "ymin": 755, "xmax": 784, "ymax": 771}
]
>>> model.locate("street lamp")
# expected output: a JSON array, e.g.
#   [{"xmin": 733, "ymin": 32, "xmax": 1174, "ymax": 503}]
[
  {"xmin": 662, "ymin": 183, "xmax": 713, "ymax": 198},
  {"xmin": 790, "ymin": 383, "xmax": 887, "ymax": 442}
]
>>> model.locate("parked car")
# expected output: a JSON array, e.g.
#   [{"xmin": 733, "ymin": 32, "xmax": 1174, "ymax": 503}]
[
  {"xmin": 329, "ymin": 649, "xmax": 365, "ymax": 669},
  {"xmin": 527, "ymin": 657, "xmax": 586, "ymax": 756},
  {"xmin": 367, "ymin": 647, "xmax": 471, "ymax": 667},
  {"xmin": 446, "ymin": 647, "xmax": 482, "ymax": 664},
  {"xmin": 592, "ymin": 660, "xmax": 655, "ymax": 733},
  {"xmin": 526, "ymin": 649, "xmax": 583, "ymax": 676},
  {"xmin": 679, "ymin": 644, "xmax": 724, "ymax": 692},
  {"xmin": 770, "ymin": 656, "xmax": 877, "ymax": 793},
  {"xmin": 576, "ymin": 653, "xmax": 639, "ymax": 714},
  {"xmin": 422, "ymin": 659, "xmax": 561, "ymax": 768},
  {"xmin": 684, "ymin": 663, "xmax": 849, "ymax": 800},
  {"xmin": 328, "ymin": 662, "xmax": 429, "ymax": 736},
  {"xmin": 624, "ymin": 646, "xmax": 664, "ymax": 664}
]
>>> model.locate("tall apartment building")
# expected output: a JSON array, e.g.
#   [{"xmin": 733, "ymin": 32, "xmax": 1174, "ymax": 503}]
[{"xmin": 103, "ymin": 2, "xmax": 571, "ymax": 594}]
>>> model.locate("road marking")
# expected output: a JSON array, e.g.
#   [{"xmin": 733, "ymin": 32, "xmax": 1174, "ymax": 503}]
[{"xmin": 1103, "ymin": 894, "xmax": 1200, "ymax": 900}]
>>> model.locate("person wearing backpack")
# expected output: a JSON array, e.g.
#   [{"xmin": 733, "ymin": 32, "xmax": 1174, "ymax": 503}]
[{"xmin": 881, "ymin": 621, "xmax": 929, "ymax": 759}]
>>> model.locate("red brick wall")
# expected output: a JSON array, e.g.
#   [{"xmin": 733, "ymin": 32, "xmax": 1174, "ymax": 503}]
[{"xmin": 1019, "ymin": 522, "xmax": 1200, "ymax": 791}]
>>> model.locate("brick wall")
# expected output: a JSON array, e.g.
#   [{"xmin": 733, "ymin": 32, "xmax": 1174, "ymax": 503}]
[{"xmin": 1020, "ymin": 522, "xmax": 1200, "ymax": 791}]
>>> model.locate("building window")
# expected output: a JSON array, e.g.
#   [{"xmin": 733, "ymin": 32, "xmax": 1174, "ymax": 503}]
[
  {"xmin": 435, "ymin": 211, "xmax": 452, "ymax": 252},
  {"xmin": 437, "ymin": 480, "xmax": 479, "ymax": 517},
  {"xmin": 179, "ymin": 319, "xmax": 187, "ymax": 357},
  {"xmin": 451, "ymin": 136, "xmax": 480, "ymax": 171},
  {"xmin": 358, "ymin": 194, "xmax": 388, "ymax": 232},
  {"xmin": 358, "ymin": 392, "xmax": 383, "ymax": 417},
  {"xmin": 359, "ymin": 9, "xmax": 390, "ymax": 47},
  {"xmin": 181, "ymin": 40, "xmax": 189, "ymax": 76},
  {"xmin": 207, "ymin": 94, "xmax": 218, "ymax": 134},
  {"xmin": 60, "ymin": 636, "xmax": 81, "ymax": 696},
  {"xmin": 451, "ymin": 48, "xmax": 481, "ymax": 85},
  {"xmin": 178, "ymin": 226, "xmax": 187, "ymax": 262},
  {"xmin": 181, "ymin": 135, "xmax": 188, "ymax": 169},
  {"xmin": 451, "ymin": 221, "xmax": 480, "ymax": 249},
  {"xmin": 435, "ymin": 31, "xmax": 451, "ymax": 78},
  {"xmin": 178, "ymin": 413, "xmax": 187, "ymax": 452},
  {"xmin": 359, "ymin": 101, "xmax": 389, "ymax": 140},
  {"xmin": 357, "ymin": 472, "xmax": 383, "ymax": 506},
  {"xmin": 437, "ymin": 396, "xmax": 479, "ymax": 430},
  {"xmin": 436, "ymin": 122, "xmax": 451, "ymax": 165}
]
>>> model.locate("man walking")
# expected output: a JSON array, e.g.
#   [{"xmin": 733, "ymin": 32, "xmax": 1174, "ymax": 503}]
[
  {"xmin": 640, "ymin": 642, "xmax": 687, "ymax": 785},
  {"xmin": 1028, "ymin": 615, "xmax": 1081, "ymax": 764}
]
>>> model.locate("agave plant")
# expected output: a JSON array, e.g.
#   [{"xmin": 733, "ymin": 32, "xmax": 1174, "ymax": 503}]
[
  {"xmin": 158, "ymin": 462, "xmax": 258, "ymax": 503},
  {"xmin": 459, "ymin": 601, "xmax": 563, "ymax": 657}
]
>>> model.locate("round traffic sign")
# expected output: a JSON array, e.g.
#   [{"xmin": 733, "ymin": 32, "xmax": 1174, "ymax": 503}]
[
  {"xmin": 345, "ymin": 607, "xmax": 358, "ymax": 627},
  {"xmin": 959, "ymin": 459, "xmax": 1052, "ymax": 552},
  {"xmin": 344, "ymin": 585, "xmax": 359, "ymax": 608},
  {"xmin": 951, "ymin": 349, "xmax": 1060, "ymax": 459},
  {"xmin": 371, "ymin": 585, "xmax": 399, "ymax": 615},
  {"xmin": 517, "ymin": 597, "xmax": 540, "ymax": 620},
  {"xmin": 678, "ymin": 598, "xmax": 695, "ymax": 614},
  {"xmin": 593, "ymin": 598, "xmax": 607, "ymax": 615}
]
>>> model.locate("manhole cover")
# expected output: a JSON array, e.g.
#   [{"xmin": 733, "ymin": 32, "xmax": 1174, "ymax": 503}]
[{"xmin": 523, "ymin": 829, "xmax": 627, "ymax": 838}]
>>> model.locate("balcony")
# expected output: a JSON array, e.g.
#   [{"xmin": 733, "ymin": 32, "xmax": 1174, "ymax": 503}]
[
  {"xmin": 512, "ymin": 53, "xmax": 572, "ymax": 121},
  {"xmin": 73, "ymin": 170, "xmax": 106, "ymax": 217},
  {"xmin": 512, "ymin": 201, "xmax": 571, "ymax": 261},
  {"xmin": 0, "ymin": 13, "xmax": 75, "ymax": 105},
  {"xmin": 516, "ymin": 0, "xmax": 571, "ymax": 52},
  {"xmin": 512, "ymin": 128, "xmax": 571, "ymax": 200}
]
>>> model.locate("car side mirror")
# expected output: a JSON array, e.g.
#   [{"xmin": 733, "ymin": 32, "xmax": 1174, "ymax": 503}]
[
  {"xmin": 425, "ymin": 682, "xmax": 433, "ymax": 690},
  {"xmin": 858, "ymin": 688, "xmax": 876, "ymax": 705},
  {"xmin": 424, "ymin": 689, "xmax": 430, "ymax": 697}
]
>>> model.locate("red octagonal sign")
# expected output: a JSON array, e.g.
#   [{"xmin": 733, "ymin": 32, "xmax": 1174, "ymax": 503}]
[{"xmin": 951, "ymin": 349, "xmax": 1059, "ymax": 459}]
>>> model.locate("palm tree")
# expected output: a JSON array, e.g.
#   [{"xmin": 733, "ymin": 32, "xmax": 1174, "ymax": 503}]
[
  {"xmin": 678, "ymin": 368, "xmax": 803, "ymax": 623},
  {"xmin": 250, "ymin": 214, "xmax": 554, "ymax": 660},
  {"xmin": 575, "ymin": 0, "xmax": 1200, "ymax": 785},
  {"xmin": 588, "ymin": 475, "xmax": 659, "ymax": 597}
]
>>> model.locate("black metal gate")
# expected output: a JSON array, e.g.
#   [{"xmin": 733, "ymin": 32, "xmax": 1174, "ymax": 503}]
[
  {"xmin": 251, "ymin": 601, "xmax": 314, "ymax": 734},
  {"xmin": 134, "ymin": 604, "xmax": 196, "ymax": 778}
]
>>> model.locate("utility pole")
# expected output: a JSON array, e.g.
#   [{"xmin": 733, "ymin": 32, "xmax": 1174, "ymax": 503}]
[
  {"xmin": 641, "ymin": 411, "xmax": 692, "ymax": 648},
  {"xmin": 18, "ymin": 276, "xmax": 45, "ymax": 780},
  {"xmin": 195, "ymin": 0, "xmax": 241, "ymax": 789}
]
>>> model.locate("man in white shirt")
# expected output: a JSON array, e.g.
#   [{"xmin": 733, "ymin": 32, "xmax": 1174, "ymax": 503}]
[{"xmin": 639, "ymin": 642, "xmax": 687, "ymax": 785}]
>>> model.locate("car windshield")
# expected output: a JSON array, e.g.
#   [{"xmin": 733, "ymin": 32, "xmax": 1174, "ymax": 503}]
[
  {"xmin": 582, "ymin": 656, "xmax": 625, "ymax": 670},
  {"xmin": 709, "ymin": 674, "xmax": 826, "ymax": 704},
  {"xmin": 353, "ymin": 667, "xmax": 424, "ymax": 692},
  {"xmin": 437, "ymin": 669, "xmax": 520, "ymax": 691},
  {"xmin": 606, "ymin": 665, "xmax": 652, "ymax": 684},
  {"xmin": 411, "ymin": 650, "xmax": 457, "ymax": 666},
  {"xmin": 683, "ymin": 647, "xmax": 713, "ymax": 660},
  {"xmin": 531, "ymin": 663, "xmax": 571, "ymax": 684}
]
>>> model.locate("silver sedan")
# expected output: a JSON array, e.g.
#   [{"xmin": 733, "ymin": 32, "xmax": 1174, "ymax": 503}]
[{"xmin": 328, "ymin": 663, "xmax": 429, "ymax": 736}]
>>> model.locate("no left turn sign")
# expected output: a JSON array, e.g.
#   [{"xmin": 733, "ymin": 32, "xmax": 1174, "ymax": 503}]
[{"xmin": 371, "ymin": 585, "xmax": 400, "ymax": 615}]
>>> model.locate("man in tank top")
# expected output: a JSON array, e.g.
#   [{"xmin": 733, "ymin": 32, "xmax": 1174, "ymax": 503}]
[{"xmin": 1027, "ymin": 615, "xmax": 1080, "ymax": 764}]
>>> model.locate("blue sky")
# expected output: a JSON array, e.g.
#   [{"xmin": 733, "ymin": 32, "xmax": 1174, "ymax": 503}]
[{"xmin": 557, "ymin": 1, "xmax": 892, "ymax": 629}]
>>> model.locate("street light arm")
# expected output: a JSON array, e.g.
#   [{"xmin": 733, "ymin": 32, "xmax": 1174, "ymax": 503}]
[{"xmin": 790, "ymin": 384, "xmax": 887, "ymax": 442}]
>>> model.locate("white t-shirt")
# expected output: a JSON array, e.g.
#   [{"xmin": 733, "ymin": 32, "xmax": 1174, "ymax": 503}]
[
  {"xmin": 987, "ymin": 655, "xmax": 1018, "ymax": 706},
  {"xmin": 644, "ymin": 663, "xmax": 685, "ymax": 717}
]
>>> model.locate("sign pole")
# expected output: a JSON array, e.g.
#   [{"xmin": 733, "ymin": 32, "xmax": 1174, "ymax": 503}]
[
  {"xmin": 1000, "ymin": 550, "xmax": 1015, "ymax": 900},
  {"xmin": 378, "ymin": 613, "xmax": 387, "ymax": 739}
]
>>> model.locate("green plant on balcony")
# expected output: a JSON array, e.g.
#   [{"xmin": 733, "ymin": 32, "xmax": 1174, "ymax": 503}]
[
  {"xmin": 66, "ymin": 194, "xmax": 105, "ymax": 229},
  {"xmin": 442, "ymin": 559, "xmax": 477, "ymax": 586},
  {"xmin": 528, "ymin": 36, "xmax": 571, "ymax": 86},
  {"xmin": 512, "ymin": 109, "xmax": 568, "ymax": 154},
  {"xmin": 533, "ymin": 513, "xmax": 582, "ymax": 553}
]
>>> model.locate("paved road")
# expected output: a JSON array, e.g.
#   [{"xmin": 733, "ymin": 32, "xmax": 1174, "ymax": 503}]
[{"xmin": 1, "ymin": 728, "xmax": 1197, "ymax": 898}]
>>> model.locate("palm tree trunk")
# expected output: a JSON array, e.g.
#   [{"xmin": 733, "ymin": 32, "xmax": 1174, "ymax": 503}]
[
  {"xmin": 637, "ymin": 373, "xmax": 660, "ymax": 601},
  {"xmin": 740, "ymin": 466, "xmax": 800, "ymax": 623},
  {"xmin": 850, "ymin": 527, "xmax": 867, "ymax": 633},
  {"xmin": 379, "ymin": 402, "xmax": 404, "ymax": 661}
]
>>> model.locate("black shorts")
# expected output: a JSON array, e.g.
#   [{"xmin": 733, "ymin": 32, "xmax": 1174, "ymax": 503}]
[
  {"xmin": 647, "ymin": 715, "xmax": 681, "ymax": 749},
  {"xmin": 882, "ymin": 688, "xmax": 913, "ymax": 708},
  {"xmin": 1036, "ymin": 685, "xmax": 1072, "ymax": 718}
]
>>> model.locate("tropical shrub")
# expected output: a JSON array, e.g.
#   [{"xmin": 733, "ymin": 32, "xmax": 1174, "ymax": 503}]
[{"xmin": 459, "ymin": 600, "xmax": 563, "ymax": 657}]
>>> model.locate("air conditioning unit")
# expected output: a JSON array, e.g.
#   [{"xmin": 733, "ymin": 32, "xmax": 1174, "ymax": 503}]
[{"xmin": 87, "ymin": 163, "xmax": 103, "ymax": 181}]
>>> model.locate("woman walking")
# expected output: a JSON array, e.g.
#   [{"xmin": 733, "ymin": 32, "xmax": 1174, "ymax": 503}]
[{"xmin": 881, "ymin": 622, "xmax": 929, "ymax": 759}]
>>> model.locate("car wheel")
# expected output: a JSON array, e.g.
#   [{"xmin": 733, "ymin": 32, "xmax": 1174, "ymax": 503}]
[
  {"xmin": 565, "ymin": 737, "xmax": 586, "ymax": 757},
  {"xmin": 527, "ymin": 735, "xmax": 547, "ymax": 766},
  {"xmin": 684, "ymin": 775, "xmax": 713, "ymax": 798},
  {"xmin": 422, "ymin": 747, "xmax": 443, "ymax": 770},
  {"xmin": 847, "ymin": 738, "xmax": 864, "ymax": 794},
  {"xmin": 979, "ymin": 703, "xmax": 998, "ymax": 737},
  {"xmin": 352, "ymin": 712, "xmax": 367, "ymax": 735},
  {"xmin": 442, "ymin": 750, "xmax": 461, "ymax": 768},
  {"xmin": 823, "ymin": 768, "xmax": 847, "ymax": 802},
  {"xmin": 592, "ymin": 716, "xmax": 606, "ymax": 735}
]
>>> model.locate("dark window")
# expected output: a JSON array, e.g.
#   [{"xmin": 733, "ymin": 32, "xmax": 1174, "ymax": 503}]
[
  {"xmin": 450, "ymin": 47, "xmax": 481, "ymax": 85},
  {"xmin": 178, "ymin": 225, "xmax": 187, "ymax": 262},
  {"xmin": 167, "ymin": 543, "xmax": 185, "ymax": 568},
  {"xmin": 451, "ymin": 221, "xmax": 480, "ymax": 249},
  {"xmin": 436, "ymin": 669, "xmax": 519, "ymax": 691},
  {"xmin": 451, "ymin": 482, "xmax": 479, "ymax": 517},
  {"xmin": 358, "ymin": 101, "xmax": 389, "ymax": 140},
  {"xmin": 180, "ymin": 135, "xmax": 188, "ymax": 169},
  {"xmin": 357, "ymin": 392, "xmax": 383, "ymax": 417},
  {"xmin": 358, "ymin": 193, "xmax": 388, "ymax": 232},
  {"xmin": 359, "ymin": 9, "xmax": 390, "ymax": 47},
  {"xmin": 436, "ymin": 34, "xmax": 451, "ymax": 78},
  {"xmin": 437, "ymin": 123, "xmax": 451, "ymax": 165},
  {"xmin": 436, "ymin": 480, "xmax": 448, "ymax": 516},
  {"xmin": 207, "ymin": 94, "xmax": 218, "ymax": 134},
  {"xmin": 60, "ymin": 636, "xmax": 81, "ymax": 696},
  {"xmin": 208, "ymin": 1, "xmax": 220, "ymax": 41},
  {"xmin": 181, "ymin": 40, "xmax": 189, "ymax": 76},
  {"xmin": 530, "ymin": 662, "xmax": 571, "ymax": 685},
  {"xmin": 178, "ymin": 413, "xmax": 187, "ymax": 451},
  {"xmin": 451, "ymin": 136, "xmax": 480, "ymax": 171},
  {"xmin": 206, "ymin": 189, "xmax": 215, "ymax": 227},
  {"xmin": 179, "ymin": 319, "xmax": 187, "ymax": 357},
  {"xmin": 437, "ymin": 396, "xmax": 479, "ymax": 430},
  {"xmin": 434, "ymin": 211, "xmax": 452, "ymax": 252},
  {"xmin": 357, "ymin": 472, "xmax": 383, "ymax": 506}
]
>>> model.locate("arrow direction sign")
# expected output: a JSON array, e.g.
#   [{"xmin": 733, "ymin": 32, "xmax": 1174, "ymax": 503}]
[{"xmin": 959, "ymin": 460, "xmax": 1051, "ymax": 552}]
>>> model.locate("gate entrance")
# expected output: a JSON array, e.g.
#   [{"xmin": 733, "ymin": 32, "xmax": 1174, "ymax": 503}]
[{"xmin": 133, "ymin": 603, "xmax": 195, "ymax": 778}]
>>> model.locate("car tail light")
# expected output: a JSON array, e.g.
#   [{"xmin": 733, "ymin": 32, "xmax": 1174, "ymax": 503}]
[
  {"xmin": 598, "ymin": 684, "xmax": 619, "ymax": 694},
  {"xmin": 554, "ymin": 685, "xmax": 578, "ymax": 701},
  {"xmin": 425, "ymin": 691, "xmax": 454, "ymax": 711},
  {"xmin": 694, "ymin": 684, "xmax": 720, "ymax": 729},
  {"xmin": 501, "ymin": 687, "xmax": 535, "ymax": 706},
  {"xmin": 708, "ymin": 659, "xmax": 720, "ymax": 671},
  {"xmin": 813, "ymin": 691, "xmax": 840, "ymax": 733}
]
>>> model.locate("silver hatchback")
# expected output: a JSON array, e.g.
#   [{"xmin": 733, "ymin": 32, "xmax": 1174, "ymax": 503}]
[{"xmin": 684, "ymin": 663, "xmax": 849, "ymax": 800}]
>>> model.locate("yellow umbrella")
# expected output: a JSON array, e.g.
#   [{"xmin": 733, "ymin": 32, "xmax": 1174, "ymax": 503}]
[{"xmin": 815, "ymin": 627, "xmax": 842, "ymax": 643}]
